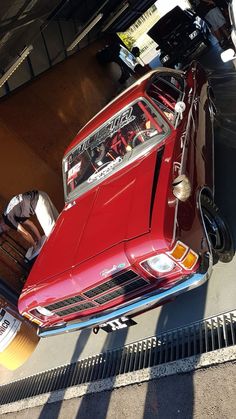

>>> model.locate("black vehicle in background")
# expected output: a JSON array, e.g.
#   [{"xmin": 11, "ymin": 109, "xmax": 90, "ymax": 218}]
[
  {"xmin": 148, "ymin": 6, "xmax": 210, "ymax": 68},
  {"xmin": 96, "ymin": 43, "xmax": 140, "ymax": 84}
]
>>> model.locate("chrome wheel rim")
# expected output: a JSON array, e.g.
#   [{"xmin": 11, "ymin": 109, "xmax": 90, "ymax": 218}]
[{"xmin": 203, "ymin": 209, "xmax": 224, "ymax": 252}]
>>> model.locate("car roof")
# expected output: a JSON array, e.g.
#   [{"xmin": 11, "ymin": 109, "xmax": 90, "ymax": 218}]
[{"xmin": 64, "ymin": 68, "xmax": 181, "ymax": 155}]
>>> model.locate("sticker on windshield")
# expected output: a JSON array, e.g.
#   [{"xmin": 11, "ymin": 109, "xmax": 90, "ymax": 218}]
[
  {"xmin": 87, "ymin": 156, "xmax": 122, "ymax": 183},
  {"xmin": 67, "ymin": 161, "xmax": 81, "ymax": 184},
  {"xmin": 76, "ymin": 107, "xmax": 136, "ymax": 155},
  {"xmin": 64, "ymin": 99, "xmax": 169, "ymax": 198}
]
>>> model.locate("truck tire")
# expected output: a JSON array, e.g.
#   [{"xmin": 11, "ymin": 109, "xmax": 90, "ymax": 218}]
[{"xmin": 201, "ymin": 195, "xmax": 234, "ymax": 263}]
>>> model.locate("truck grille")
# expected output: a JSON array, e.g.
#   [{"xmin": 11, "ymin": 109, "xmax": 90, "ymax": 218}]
[
  {"xmin": 56, "ymin": 302, "xmax": 96, "ymax": 317},
  {"xmin": 94, "ymin": 277, "xmax": 148, "ymax": 305},
  {"xmin": 83, "ymin": 271, "xmax": 139, "ymax": 298},
  {"xmin": 45, "ymin": 295, "xmax": 85, "ymax": 311},
  {"xmin": 43, "ymin": 270, "xmax": 149, "ymax": 317}
]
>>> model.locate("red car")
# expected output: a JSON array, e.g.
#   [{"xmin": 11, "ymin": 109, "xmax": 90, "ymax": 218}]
[{"xmin": 18, "ymin": 61, "xmax": 233, "ymax": 337}]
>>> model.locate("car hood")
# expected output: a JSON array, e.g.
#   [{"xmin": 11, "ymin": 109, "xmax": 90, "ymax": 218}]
[{"xmin": 25, "ymin": 151, "xmax": 160, "ymax": 287}]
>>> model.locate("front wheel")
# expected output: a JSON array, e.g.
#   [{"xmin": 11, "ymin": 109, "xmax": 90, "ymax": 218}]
[{"xmin": 201, "ymin": 195, "xmax": 234, "ymax": 263}]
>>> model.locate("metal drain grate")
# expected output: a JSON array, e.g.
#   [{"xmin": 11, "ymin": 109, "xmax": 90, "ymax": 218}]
[{"xmin": 0, "ymin": 310, "xmax": 235, "ymax": 405}]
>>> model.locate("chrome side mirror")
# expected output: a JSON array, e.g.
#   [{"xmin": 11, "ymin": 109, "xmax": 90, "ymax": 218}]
[
  {"xmin": 175, "ymin": 101, "xmax": 186, "ymax": 117},
  {"xmin": 172, "ymin": 174, "xmax": 191, "ymax": 202}
]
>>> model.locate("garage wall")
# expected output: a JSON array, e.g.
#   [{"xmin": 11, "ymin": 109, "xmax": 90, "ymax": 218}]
[
  {"xmin": 0, "ymin": 40, "xmax": 121, "ymax": 291},
  {"xmin": 0, "ymin": 41, "xmax": 120, "ymax": 208}
]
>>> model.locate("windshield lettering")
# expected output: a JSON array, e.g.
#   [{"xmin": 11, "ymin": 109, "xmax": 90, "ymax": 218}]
[
  {"xmin": 87, "ymin": 157, "xmax": 122, "ymax": 183},
  {"xmin": 64, "ymin": 99, "xmax": 170, "ymax": 199}
]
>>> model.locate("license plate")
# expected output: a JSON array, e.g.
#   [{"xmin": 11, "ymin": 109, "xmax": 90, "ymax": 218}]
[{"xmin": 100, "ymin": 316, "xmax": 137, "ymax": 333}]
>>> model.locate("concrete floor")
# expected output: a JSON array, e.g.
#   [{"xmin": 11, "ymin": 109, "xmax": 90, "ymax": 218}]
[
  {"xmin": 1, "ymin": 41, "xmax": 236, "ymax": 386},
  {"xmin": 1, "ymin": 361, "xmax": 236, "ymax": 419}
]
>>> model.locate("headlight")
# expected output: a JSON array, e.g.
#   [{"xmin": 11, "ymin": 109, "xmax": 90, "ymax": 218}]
[
  {"xmin": 189, "ymin": 30, "xmax": 198, "ymax": 39},
  {"xmin": 162, "ymin": 55, "xmax": 170, "ymax": 63},
  {"xmin": 35, "ymin": 306, "xmax": 54, "ymax": 317},
  {"xmin": 143, "ymin": 254, "xmax": 175, "ymax": 273}
]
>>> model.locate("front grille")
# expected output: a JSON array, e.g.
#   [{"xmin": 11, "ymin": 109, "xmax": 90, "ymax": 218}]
[
  {"xmin": 56, "ymin": 302, "xmax": 96, "ymax": 317},
  {"xmin": 45, "ymin": 295, "xmax": 85, "ymax": 311},
  {"xmin": 83, "ymin": 271, "xmax": 139, "ymax": 298},
  {"xmin": 94, "ymin": 277, "xmax": 148, "ymax": 305},
  {"xmin": 43, "ymin": 271, "xmax": 148, "ymax": 317}
]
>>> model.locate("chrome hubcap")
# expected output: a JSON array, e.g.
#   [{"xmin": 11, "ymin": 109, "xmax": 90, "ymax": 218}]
[{"xmin": 203, "ymin": 209, "xmax": 224, "ymax": 251}]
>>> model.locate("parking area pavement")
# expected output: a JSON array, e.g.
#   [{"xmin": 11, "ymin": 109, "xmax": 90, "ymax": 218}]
[
  {"xmin": 1, "ymin": 360, "xmax": 236, "ymax": 419},
  {"xmin": 0, "ymin": 42, "xmax": 236, "ymax": 386}
]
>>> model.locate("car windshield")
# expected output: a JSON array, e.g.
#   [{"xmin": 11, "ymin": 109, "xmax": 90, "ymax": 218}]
[{"xmin": 63, "ymin": 99, "xmax": 170, "ymax": 201}]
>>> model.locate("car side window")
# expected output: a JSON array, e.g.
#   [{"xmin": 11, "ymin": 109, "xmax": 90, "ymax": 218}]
[{"xmin": 147, "ymin": 73, "xmax": 185, "ymax": 126}]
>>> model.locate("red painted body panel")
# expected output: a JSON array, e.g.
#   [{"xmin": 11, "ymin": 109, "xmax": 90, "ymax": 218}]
[
  {"xmin": 18, "ymin": 62, "xmax": 214, "ymax": 329},
  {"xmin": 24, "ymin": 151, "xmax": 157, "ymax": 287}
]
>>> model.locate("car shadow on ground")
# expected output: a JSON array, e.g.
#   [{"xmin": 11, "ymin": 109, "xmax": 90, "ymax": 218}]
[
  {"xmin": 37, "ymin": 328, "xmax": 92, "ymax": 419},
  {"xmin": 36, "ymin": 326, "xmax": 129, "ymax": 419},
  {"xmin": 75, "ymin": 327, "xmax": 129, "ymax": 418}
]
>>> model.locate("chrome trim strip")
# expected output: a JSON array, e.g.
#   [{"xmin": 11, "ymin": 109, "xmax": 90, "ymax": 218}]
[{"xmin": 38, "ymin": 253, "xmax": 212, "ymax": 338}]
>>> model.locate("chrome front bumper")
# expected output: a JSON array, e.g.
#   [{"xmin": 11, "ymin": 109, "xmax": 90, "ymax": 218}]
[{"xmin": 38, "ymin": 253, "xmax": 213, "ymax": 338}]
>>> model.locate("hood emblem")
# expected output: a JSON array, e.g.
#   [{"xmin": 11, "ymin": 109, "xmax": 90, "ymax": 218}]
[{"xmin": 100, "ymin": 263, "xmax": 126, "ymax": 277}]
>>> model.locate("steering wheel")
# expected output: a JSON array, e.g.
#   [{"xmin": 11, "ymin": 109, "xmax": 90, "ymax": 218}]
[{"xmin": 91, "ymin": 144, "xmax": 106, "ymax": 165}]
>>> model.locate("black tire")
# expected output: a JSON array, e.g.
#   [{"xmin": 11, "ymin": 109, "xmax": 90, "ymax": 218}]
[{"xmin": 201, "ymin": 195, "xmax": 234, "ymax": 263}]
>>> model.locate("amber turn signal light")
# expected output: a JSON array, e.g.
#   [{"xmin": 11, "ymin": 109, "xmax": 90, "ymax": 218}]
[
  {"xmin": 169, "ymin": 241, "xmax": 187, "ymax": 260},
  {"xmin": 168, "ymin": 241, "xmax": 199, "ymax": 270},
  {"xmin": 181, "ymin": 249, "xmax": 198, "ymax": 270}
]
